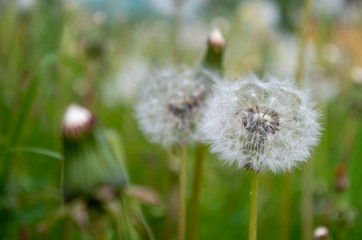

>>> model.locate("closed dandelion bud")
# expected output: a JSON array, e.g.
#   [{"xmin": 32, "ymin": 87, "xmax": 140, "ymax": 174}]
[
  {"xmin": 136, "ymin": 68, "xmax": 210, "ymax": 147},
  {"xmin": 200, "ymin": 28, "xmax": 226, "ymax": 77},
  {"xmin": 313, "ymin": 226, "xmax": 329, "ymax": 240},
  {"xmin": 62, "ymin": 104, "xmax": 127, "ymax": 201},
  {"xmin": 199, "ymin": 74, "xmax": 321, "ymax": 173}
]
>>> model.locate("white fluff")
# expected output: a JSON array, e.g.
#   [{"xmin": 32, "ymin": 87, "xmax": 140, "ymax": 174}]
[
  {"xmin": 63, "ymin": 104, "xmax": 92, "ymax": 130},
  {"xmin": 199, "ymin": 73, "xmax": 321, "ymax": 173},
  {"xmin": 136, "ymin": 68, "xmax": 209, "ymax": 147}
]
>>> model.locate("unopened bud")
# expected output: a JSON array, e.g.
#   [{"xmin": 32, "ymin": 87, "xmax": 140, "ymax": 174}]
[
  {"xmin": 208, "ymin": 28, "xmax": 226, "ymax": 50},
  {"xmin": 62, "ymin": 104, "xmax": 96, "ymax": 139},
  {"xmin": 314, "ymin": 226, "xmax": 329, "ymax": 240}
]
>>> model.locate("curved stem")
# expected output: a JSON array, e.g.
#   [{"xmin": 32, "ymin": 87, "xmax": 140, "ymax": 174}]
[
  {"xmin": 178, "ymin": 146, "xmax": 187, "ymax": 240},
  {"xmin": 248, "ymin": 172, "xmax": 259, "ymax": 240},
  {"xmin": 189, "ymin": 145, "xmax": 204, "ymax": 240}
]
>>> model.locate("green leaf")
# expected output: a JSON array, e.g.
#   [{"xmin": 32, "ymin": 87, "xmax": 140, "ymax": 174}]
[{"xmin": 8, "ymin": 147, "xmax": 64, "ymax": 160}]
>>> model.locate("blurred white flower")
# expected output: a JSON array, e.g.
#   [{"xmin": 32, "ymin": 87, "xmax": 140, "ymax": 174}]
[
  {"xmin": 274, "ymin": 36, "xmax": 339, "ymax": 102},
  {"xmin": 92, "ymin": 10, "xmax": 108, "ymax": 25},
  {"xmin": 351, "ymin": 66, "xmax": 362, "ymax": 85},
  {"xmin": 239, "ymin": 0, "xmax": 280, "ymax": 33},
  {"xmin": 304, "ymin": 67, "xmax": 340, "ymax": 103},
  {"xmin": 273, "ymin": 34, "xmax": 298, "ymax": 76},
  {"xmin": 150, "ymin": 0, "xmax": 205, "ymax": 18},
  {"xmin": 102, "ymin": 57, "xmax": 151, "ymax": 106},
  {"xmin": 136, "ymin": 68, "xmax": 209, "ymax": 147},
  {"xmin": 18, "ymin": 0, "xmax": 36, "ymax": 12},
  {"xmin": 314, "ymin": 0, "xmax": 345, "ymax": 16},
  {"xmin": 199, "ymin": 74, "xmax": 321, "ymax": 173}
]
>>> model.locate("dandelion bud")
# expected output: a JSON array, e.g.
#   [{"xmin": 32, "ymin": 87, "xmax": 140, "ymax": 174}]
[
  {"xmin": 199, "ymin": 74, "xmax": 321, "ymax": 173},
  {"xmin": 62, "ymin": 104, "xmax": 96, "ymax": 139},
  {"xmin": 200, "ymin": 28, "xmax": 226, "ymax": 77},
  {"xmin": 313, "ymin": 226, "xmax": 329, "ymax": 240},
  {"xmin": 61, "ymin": 104, "xmax": 127, "ymax": 201},
  {"xmin": 208, "ymin": 28, "xmax": 226, "ymax": 51}
]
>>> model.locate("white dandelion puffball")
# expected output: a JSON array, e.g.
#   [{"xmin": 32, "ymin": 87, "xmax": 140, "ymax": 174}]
[
  {"xmin": 136, "ymin": 68, "xmax": 209, "ymax": 147},
  {"xmin": 200, "ymin": 74, "xmax": 321, "ymax": 173}
]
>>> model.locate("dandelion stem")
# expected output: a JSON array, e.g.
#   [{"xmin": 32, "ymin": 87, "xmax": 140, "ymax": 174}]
[
  {"xmin": 302, "ymin": 159, "xmax": 314, "ymax": 240},
  {"xmin": 189, "ymin": 145, "xmax": 204, "ymax": 240},
  {"xmin": 178, "ymin": 146, "xmax": 187, "ymax": 240},
  {"xmin": 248, "ymin": 172, "xmax": 259, "ymax": 240},
  {"xmin": 280, "ymin": 172, "xmax": 292, "ymax": 240}
]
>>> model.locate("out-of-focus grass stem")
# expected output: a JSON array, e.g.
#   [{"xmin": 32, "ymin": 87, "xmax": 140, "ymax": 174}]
[
  {"xmin": 295, "ymin": 0, "xmax": 313, "ymax": 85},
  {"xmin": 295, "ymin": 0, "xmax": 314, "ymax": 239}
]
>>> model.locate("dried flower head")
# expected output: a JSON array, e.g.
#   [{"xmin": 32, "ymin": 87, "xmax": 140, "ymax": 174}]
[
  {"xmin": 136, "ymin": 68, "xmax": 209, "ymax": 147},
  {"xmin": 199, "ymin": 74, "xmax": 321, "ymax": 173}
]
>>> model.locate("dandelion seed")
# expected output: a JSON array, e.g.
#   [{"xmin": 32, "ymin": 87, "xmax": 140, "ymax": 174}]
[{"xmin": 199, "ymin": 73, "xmax": 321, "ymax": 173}]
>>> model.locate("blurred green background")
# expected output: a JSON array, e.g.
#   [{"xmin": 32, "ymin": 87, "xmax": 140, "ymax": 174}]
[{"xmin": 0, "ymin": 0, "xmax": 361, "ymax": 239}]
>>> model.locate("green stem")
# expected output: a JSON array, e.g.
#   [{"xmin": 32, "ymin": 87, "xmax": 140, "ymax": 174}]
[
  {"xmin": 280, "ymin": 172, "xmax": 292, "ymax": 240},
  {"xmin": 248, "ymin": 172, "xmax": 259, "ymax": 240},
  {"xmin": 302, "ymin": 160, "xmax": 314, "ymax": 240},
  {"xmin": 189, "ymin": 145, "xmax": 204, "ymax": 240},
  {"xmin": 62, "ymin": 218, "xmax": 72, "ymax": 240},
  {"xmin": 178, "ymin": 146, "xmax": 187, "ymax": 240}
]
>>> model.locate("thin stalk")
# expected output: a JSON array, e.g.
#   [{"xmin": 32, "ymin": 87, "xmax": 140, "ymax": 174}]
[
  {"xmin": 248, "ymin": 172, "xmax": 259, "ymax": 240},
  {"xmin": 302, "ymin": 160, "xmax": 314, "ymax": 240},
  {"xmin": 62, "ymin": 218, "xmax": 72, "ymax": 240},
  {"xmin": 188, "ymin": 145, "xmax": 204, "ymax": 240},
  {"xmin": 296, "ymin": 0, "xmax": 314, "ymax": 239},
  {"xmin": 178, "ymin": 146, "xmax": 187, "ymax": 240},
  {"xmin": 295, "ymin": 0, "xmax": 313, "ymax": 85},
  {"xmin": 280, "ymin": 172, "xmax": 292, "ymax": 240}
]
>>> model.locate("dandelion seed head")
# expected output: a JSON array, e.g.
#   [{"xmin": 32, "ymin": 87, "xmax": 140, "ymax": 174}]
[
  {"xmin": 199, "ymin": 73, "xmax": 321, "ymax": 173},
  {"xmin": 136, "ymin": 68, "xmax": 209, "ymax": 147}
]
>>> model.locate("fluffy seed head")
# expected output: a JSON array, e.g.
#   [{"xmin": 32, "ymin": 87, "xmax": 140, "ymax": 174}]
[
  {"xmin": 199, "ymin": 73, "xmax": 321, "ymax": 173},
  {"xmin": 62, "ymin": 104, "xmax": 96, "ymax": 139},
  {"xmin": 136, "ymin": 68, "xmax": 209, "ymax": 147}
]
